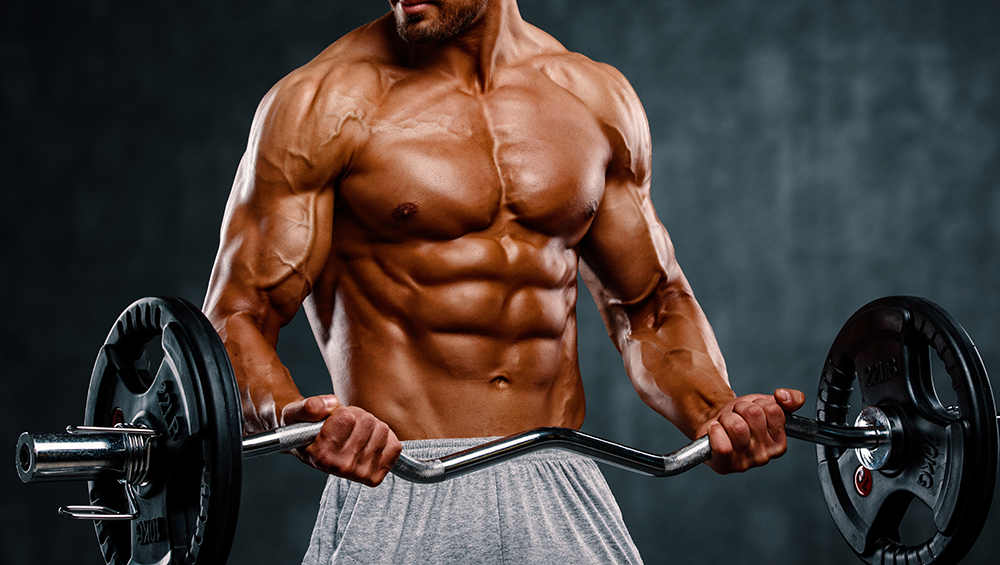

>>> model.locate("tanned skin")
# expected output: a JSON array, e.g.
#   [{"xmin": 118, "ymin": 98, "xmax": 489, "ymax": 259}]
[{"xmin": 204, "ymin": 0, "xmax": 805, "ymax": 487}]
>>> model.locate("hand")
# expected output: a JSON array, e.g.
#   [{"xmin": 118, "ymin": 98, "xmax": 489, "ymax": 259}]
[
  {"xmin": 697, "ymin": 388, "xmax": 806, "ymax": 474},
  {"xmin": 280, "ymin": 395, "xmax": 403, "ymax": 487}
]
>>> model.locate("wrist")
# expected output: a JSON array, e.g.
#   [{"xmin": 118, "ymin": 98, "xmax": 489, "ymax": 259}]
[{"xmin": 688, "ymin": 391, "xmax": 737, "ymax": 437}]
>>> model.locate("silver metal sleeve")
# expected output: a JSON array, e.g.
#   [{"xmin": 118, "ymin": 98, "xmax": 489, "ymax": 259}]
[{"xmin": 16, "ymin": 431, "xmax": 132, "ymax": 483}]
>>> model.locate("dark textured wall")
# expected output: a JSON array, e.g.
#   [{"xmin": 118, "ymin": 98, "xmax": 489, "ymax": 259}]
[{"xmin": 2, "ymin": 1, "xmax": 998, "ymax": 564}]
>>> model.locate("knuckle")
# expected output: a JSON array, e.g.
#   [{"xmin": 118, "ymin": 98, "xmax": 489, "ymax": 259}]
[
  {"xmin": 371, "ymin": 422, "xmax": 390, "ymax": 444},
  {"xmin": 729, "ymin": 418, "xmax": 750, "ymax": 439},
  {"xmin": 358, "ymin": 412, "xmax": 377, "ymax": 429},
  {"xmin": 305, "ymin": 396, "xmax": 324, "ymax": 415},
  {"xmin": 333, "ymin": 455, "xmax": 357, "ymax": 477},
  {"xmin": 712, "ymin": 435, "xmax": 734, "ymax": 456},
  {"xmin": 387, "ymin": 440, "xmax": 403, "ymax": 459},
  {"xmin": 312, "ymin": 441, "xmax": 342, "ymax": 466},
  {"xmin": 313, "ymin": 450, "xmax": 339, "ymax": 472},
  {"xmin": 372, "ymin": 469, "xmax": 390, "ymax": 486},
  {"xmin": 772, "ymin": 440, "xmax": 788, "ymax": 458},
  {"xmin": 331, "ymin": 408, "xmax": 358, "ymax": 431}
]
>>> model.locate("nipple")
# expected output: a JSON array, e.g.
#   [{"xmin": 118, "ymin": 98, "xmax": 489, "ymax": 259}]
[{"xmin": 392, "ymin": 202, "xmax": 419, "ymax": 222}]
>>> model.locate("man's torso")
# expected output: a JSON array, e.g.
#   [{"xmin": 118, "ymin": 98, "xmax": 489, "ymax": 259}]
[{"xmin": 296, "ymin": 17, "xmax": 625, "ymax": 439}]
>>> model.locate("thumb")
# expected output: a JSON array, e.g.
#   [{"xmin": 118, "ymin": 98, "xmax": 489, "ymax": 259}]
[
  {"xmin": 282, "ymin": 395, "xmax": 339, "ymax": 425},
  {"xmin": 774, "ymin": 388, "xmax": 806, "ymax": 412}
]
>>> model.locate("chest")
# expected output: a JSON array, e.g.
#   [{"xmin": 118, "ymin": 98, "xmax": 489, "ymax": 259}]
[{"xmin": 339, "ymin": 79, "xmax": 611, "ymax": 242}]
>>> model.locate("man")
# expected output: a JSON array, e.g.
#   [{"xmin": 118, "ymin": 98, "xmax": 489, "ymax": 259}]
[{"xmin": 204, "ymin": 0, "xmax": 805, "ymax": 562}]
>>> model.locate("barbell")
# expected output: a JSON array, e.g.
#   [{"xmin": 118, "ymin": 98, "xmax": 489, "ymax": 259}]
[{"xmin": 14, "ymin": 295, "xmax": 999, "ymax": 564}]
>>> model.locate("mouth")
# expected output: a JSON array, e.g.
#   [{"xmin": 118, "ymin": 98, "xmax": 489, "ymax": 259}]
[{"xmin": 399, "ymin": 1, "xmax": 435, "ymax": 16}]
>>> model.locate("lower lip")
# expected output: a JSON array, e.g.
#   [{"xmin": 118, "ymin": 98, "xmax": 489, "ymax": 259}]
[{"xmin": 401, "ymin": 2, "xmax": 432, "ymax": 15}]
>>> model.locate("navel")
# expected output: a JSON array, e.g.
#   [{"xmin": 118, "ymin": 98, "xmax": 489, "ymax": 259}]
[{"xmin": 490, "ymin": 375, "xmax": 511, "ymax": 389}]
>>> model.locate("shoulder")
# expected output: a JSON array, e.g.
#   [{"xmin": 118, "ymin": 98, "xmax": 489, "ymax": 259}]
[
  {"xmin": 528, "ymin": 48, "xmax": 651, "ymax": 180},
  {"xmin": 256, "ymin": 19, "xmax": 398, "ymax": 136},
  {"xmin": 247, "ymin": 18, "xmax": 401, "ymax": 184},
  {"xmin": 532, "ymin": 48, "xmax": 646, "ymax": 128}
]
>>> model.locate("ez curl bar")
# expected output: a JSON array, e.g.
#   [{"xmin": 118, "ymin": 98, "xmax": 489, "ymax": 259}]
[
  {"xmin": 14, "ymin": 296, "xmax": 999, "ymax": 565},
  {"xmin": 18, "ymin": 398, "xmax": 890, "ymax": 487}
]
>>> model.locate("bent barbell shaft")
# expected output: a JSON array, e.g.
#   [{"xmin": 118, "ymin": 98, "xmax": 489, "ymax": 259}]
[
  {"xmin": 244, "ymin": 413, "xmax": 889, "ymax": 483},
  {"xmin": 247, "ymin": 423, "xmax": 712, "ymax": 482},
  {"xmin": 17, "ymin": 413, "xmax": 888, "ymax": 486}
]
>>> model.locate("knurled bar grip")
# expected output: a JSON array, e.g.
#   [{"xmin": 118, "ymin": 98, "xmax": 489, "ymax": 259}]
[{"xmin": 242, "ymin": 420, "xmax": 326, "ymax": 458}]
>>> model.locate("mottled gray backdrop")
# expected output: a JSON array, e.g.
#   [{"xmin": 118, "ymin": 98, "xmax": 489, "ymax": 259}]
[{"xmin": 2, "ymin": 1, "xmax": 998, "ymax": 563}]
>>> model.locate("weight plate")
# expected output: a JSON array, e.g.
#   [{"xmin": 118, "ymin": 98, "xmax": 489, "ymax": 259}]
[
  {"xmin": 816, "ymin": 296, "xmax": 998, "ymax": 564},
  {"xmin": 83, "ymin": 297, "xmax": 242, "ymax": 565}
]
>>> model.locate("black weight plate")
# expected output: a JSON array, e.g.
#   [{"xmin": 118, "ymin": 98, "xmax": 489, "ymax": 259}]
[
  {"xmin": 816, "ymin": 296, "xmax": 998, "ymax": 564},
  {"xmin": 83, "ymin": 297, "xmax": 242, "ymax": 565}
]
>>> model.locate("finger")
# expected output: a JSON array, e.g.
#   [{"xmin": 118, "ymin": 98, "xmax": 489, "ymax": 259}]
[
  {"xmin": 754, "ymin": 396, "xmax": 787, "ymax": 443},
  {"xmin": 774, "ymin": 388, "xmax": 806, "ymax": 411},
  {"xmin": 367, "ymin": 428, "xmax": 403, "ymax": 486},
  {"xmin": 365, "ymin": 420, "xmax": 390, "ymax": 466},
  {"xmin": 381, "ymin": 429, "xmax": 403, "ymax": 471},
  {"xmin": 282, "ymin": 395, "xmax": 339, "ymax": 425},
  {"xmin": 731, "ymin": 400, "xmax": 767, "ymax": 441},
  {"xmin": 707, "ymin": 420, "xmax": 734, "ymax": 470},
  {"xmin": 343, "ymin": 407, "xmax": 378, "ymax": 455},
  {"xmin": 355, "ymin": 420, "xmax": 391, "ymax": 485},
  {"xmin": 286, "ymin": 403, "xmax": 351, "ymax": 471},
  {"xmin": 304, "ymin": 406, "xmax": 358, "ymax": 474},
  {"xmin": 318, "ymin": 405, "xmax": 358, "ymax": 452},
  {"xmin": 321, "ymin": 408, "xmax": 378, "ymax": 483},
  {"xmin": 718, "ymin": 410, "xmax": 752, "ymax": 452},
  {"xmin": 343, "ymin": 409, "xmax": 378, "ymax": 466},
  {"xmin": 305, "ymin": 395, "xmax": 340, "ymax": 418}
]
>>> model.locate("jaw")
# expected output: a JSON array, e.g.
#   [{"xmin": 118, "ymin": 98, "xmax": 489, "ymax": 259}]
[{"xmin": 391, "ymin": 0, "xmax": 489, "ymax": 45}]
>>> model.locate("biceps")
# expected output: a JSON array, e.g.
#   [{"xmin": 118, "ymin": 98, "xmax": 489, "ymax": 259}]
[
  {"xmin": 207, "ymin": 182, "xmax": 334, "ymax": 328},
  {"xmin": 253, "ymin": 190, "xmax": 333, "ymax": 293},
  {"xmin": 580, "ymin": 183, "xmax": 685, "ymax": 308}
]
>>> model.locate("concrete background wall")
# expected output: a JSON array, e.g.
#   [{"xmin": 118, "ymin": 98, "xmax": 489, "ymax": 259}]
[{"xmin": 2, "ymin": 1, "xmax": 997, "ymax": 563}]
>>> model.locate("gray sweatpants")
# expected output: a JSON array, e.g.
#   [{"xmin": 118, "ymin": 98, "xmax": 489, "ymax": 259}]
[{"xmin": 301, "ymin": 437, "xmax": 644, "ymax": 564}]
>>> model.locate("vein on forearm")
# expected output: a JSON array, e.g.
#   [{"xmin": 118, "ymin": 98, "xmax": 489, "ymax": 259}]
[{"xmin": 612, "ymin": 279, "xmax": 734, "ymax": 438}]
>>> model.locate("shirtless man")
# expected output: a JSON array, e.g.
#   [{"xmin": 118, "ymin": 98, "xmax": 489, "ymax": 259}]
[{"xmin": 204, "ymin": 0, "xmax": 805, "ymax": 562}]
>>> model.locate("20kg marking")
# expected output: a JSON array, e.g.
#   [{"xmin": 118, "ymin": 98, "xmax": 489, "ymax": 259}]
[{"xmin": 863, "ymin": 358, "xmax": 900, "ymax": 387}]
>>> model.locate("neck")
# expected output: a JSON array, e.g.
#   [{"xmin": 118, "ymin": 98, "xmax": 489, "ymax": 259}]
[{"xmin": 395, "ymin": 0, "xmax": 527, "ymax": 91}]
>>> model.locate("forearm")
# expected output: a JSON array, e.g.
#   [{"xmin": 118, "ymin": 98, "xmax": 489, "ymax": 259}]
[
  {"xmin": 210, "ymin": 308, "xmax": 305, "ymax": 433},
  {"xmin": 202, "ymin": 193, "xmax": 330, "ymax": 433},
  {"xmin": 613, "ymin": 281, "xmax": 736, "ymax": 438}
]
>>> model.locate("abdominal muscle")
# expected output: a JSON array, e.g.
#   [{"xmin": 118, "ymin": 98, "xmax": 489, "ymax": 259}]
[{"xmin": 305, "ymin": 230, "xmax": 590, "ymax": 440}]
